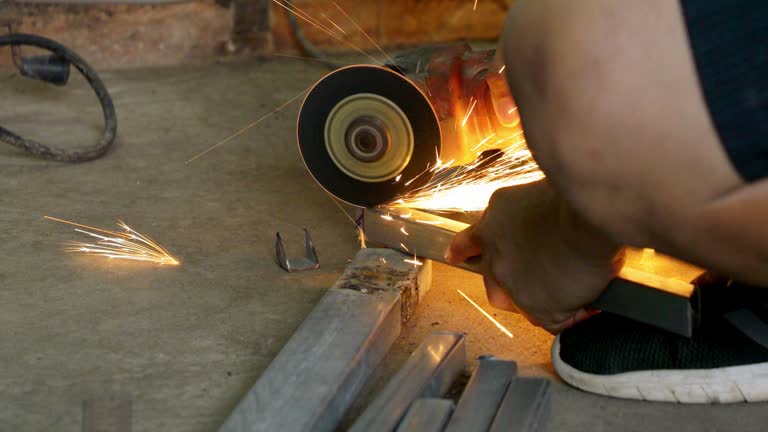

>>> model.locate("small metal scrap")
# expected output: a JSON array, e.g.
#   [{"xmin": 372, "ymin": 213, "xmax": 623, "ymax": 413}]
[{"xmin": 276, "ymin": 228, "xmax": 320, "ymax": 272}]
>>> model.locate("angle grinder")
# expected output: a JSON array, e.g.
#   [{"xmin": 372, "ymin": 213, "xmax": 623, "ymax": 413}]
[{"xmin": 297, "ymin": 43, "xmax": 523, "ymax": 207}]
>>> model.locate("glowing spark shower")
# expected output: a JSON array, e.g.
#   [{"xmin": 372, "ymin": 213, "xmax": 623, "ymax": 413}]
[
  {"xmin": 45, "ymin": 216, "xmax": 180, "ymax": 266},
  {"xmin": 390, "ymin": 136, "xmax": 544, "ymax": 212}
]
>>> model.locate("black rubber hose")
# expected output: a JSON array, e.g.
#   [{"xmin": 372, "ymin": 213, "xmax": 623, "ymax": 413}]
[
  {"xmin": 285, "ymin": 12, "xmax": 343, "ymax": 70},
  {"xmin": 0, "ymin": 33, "xmax": 117, "ymax": 162}
]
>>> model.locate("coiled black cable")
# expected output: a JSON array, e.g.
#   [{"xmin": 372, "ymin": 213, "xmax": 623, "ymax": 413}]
[
  {"xmin": 285, "ymin": 12, "xmax": 342, "ymax": 70},
  {"xmin": 0, "ymin": 33, "xmax": 117, "ymax": 162}
]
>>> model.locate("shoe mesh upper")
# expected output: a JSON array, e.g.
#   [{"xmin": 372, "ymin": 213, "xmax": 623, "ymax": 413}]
[{"xmin": 558, "ymin": 282, "xmax": 768, "ymax": 375}]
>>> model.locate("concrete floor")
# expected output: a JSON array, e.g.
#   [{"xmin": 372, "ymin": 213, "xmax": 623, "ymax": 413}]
[{"xmin": 1, "ymin": 58, "xmax": 766, "ymax": 431}]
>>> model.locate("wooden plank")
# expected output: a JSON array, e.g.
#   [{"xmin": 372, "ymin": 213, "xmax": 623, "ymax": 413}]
[
  {"xmin": 349, "ymin": 331, "xmax": 466, "ymax": 432},
  {"xmin": 364, "ymin": 207, "xmax": 702, "ymax": 336},
  {"xmin": 219, "ymin": 248, "xmax": 432, "ymax": 432}
]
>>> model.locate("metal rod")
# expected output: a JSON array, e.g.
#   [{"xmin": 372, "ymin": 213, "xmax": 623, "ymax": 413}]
[
  {"xmin": 443, "ymin": 357, "xmax": 518, "ymax": 432},
  {"xmin": 489, "ymin": 377, "xmax": 552, "ymax": 432},
  {"xmin": 396, "ymin": 399, "xmax": 455, "ymax": 432},
  {"xmin": 349, "ymin": 331, "xmax": 467, "ymax": 432},
  {"xmin": 364, "ymin": 207, "xmax": 697, "ymax": 336},
  {"xmin": 220, "ymin": 248, "xmax": 432, "ymax": 432}
]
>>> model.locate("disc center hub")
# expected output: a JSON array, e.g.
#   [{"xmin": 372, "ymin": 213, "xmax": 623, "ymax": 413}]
[
  {"xmin": 345, "ymin": 116, "xmax": 391, "ymax": 163},
  {"xmin": 323, "ymin": 93, "xmax": 414, "ymax": 183}
]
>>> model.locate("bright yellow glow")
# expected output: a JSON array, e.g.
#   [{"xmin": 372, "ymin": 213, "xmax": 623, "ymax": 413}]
[
  {"xmin": 427, "ymin": 346, "xmax": 442, "ymax": 362},
  {"xmin": 471, "ymin": 133, "xmax": 496, "ymax": 152},
  {"xmin": 404, "ymin": 258, "xmax": 424, "ymax": 266},
  {"xmin": 390, "ymin": 136, "xmax": 544, "ymax": 212},
  {"xmin": 45, "ymin": 216, "xmax": 180, "ymax": 266},
  {"xmin": 461, "ymin": 98, "xmax": 478, "ymax": 127},
  {"xmin": 456, "ymin": 289, "xmax": 514, "ymax": 339}
]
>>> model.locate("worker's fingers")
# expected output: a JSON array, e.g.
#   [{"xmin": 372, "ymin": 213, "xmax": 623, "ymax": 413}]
[
  {"xmin": 483, "ymin": 274, "xmax": 521, "ymax": 313},
  {"xmin": 540, "ymin": 308, "xmax": 600, "ymax": 335},
  {"xmin": 446, "ymin": 223, "xmax": 483, "ymax": 265}
]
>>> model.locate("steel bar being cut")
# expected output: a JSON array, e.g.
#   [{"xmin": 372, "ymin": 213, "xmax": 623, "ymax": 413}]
[{"xmin": 364, "ymin": 207, "xmax": 703, "ymax": 337}]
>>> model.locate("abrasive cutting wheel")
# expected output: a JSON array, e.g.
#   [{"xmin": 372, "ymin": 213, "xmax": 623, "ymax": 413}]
[{"xmin": 297, "ymin": 65, "xmax": 441, "ymax": 207}]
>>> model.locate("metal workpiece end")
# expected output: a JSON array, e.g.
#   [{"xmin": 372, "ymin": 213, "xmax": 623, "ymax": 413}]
[
  {"xmin": 443, "ymin": 357, "xmax": 518, "ymax": 432},
  {"xmin": 275, "ymin": 228, "xmax": 319, "ymax": 272},
  {"xmin": 221, "ymin": 248, "xmax": 434, "ymax": 432},
  {"xmin": 364, "ymin": 206, "xmax": 697, "ymax": 336},
  {"xmin": 349, "ymin": 331, "xmax": 466, "ymax": 432},
  {"xmin": 396, "ymin": 399, "xmax": 455, "ymax": 432},
  {"xmin": 489, "ymin": 378, "xmax": 552, "ymax": 432}
]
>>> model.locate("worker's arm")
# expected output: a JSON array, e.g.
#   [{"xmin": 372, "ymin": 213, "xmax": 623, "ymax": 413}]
[
  {"xmin": 450, "ymin": 0, "xmax": 768, "ymax": 332},
  {"xmin": 499, "ymin": 0, "xmax": 768, "ymax": 284}
]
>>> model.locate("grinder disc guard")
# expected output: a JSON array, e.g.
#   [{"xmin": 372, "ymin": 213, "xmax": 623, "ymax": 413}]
[{"xmin": 298, "ymin": 65, "xmax": 440, "ymax": 207}]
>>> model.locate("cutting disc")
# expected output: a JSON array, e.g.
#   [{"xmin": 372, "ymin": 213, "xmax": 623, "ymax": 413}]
[{"xmin": 298, "ymin": 65, "xmax": 440, "ymax": 207}]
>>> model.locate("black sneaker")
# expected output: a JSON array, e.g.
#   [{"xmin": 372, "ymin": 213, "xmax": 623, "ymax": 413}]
[{"xmin": 552, "ymin": 279, "xmax": 768, "ymax": 403}]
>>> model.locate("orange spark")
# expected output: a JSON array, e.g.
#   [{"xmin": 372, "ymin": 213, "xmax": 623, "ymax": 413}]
[
  {"xmin": 273, "ymin": 0, "xmax": 342, "ymax": 40},
  {"xmin": 186, "ymin": 87, "xmax": 309, "ymax": 164},
  {"xmin": 498, "ymin": 65, "xmax": 506, "ymax": 74},
  {"xmin": 45, "ymin": 216, "xmax": 180, "ymax": 266},
  {"xmin": 272, "ymin": 0, "xmax": 383, "ymax": 65},
  {"xmin": 332, "ymin": 1, "xmax": 395, "ymax": 65},
  {"xmin": 461, "ymin": 98, "xmax": 478, "ymax": 127},
  {"xmin": 321, "ymin": 12, "xmax": 347, "ymax": 35},
  {"xmin": 415, "ymin": 219, "xmax": 444, "ymax": 225},
  {"xmin": 404, "ymin": 257, "xmax": 423, "ymax": 266},
  {"xmin": 457, "ymin": 289, "xmax": 514, "ymax": 339},
  {"xmin": 390, "ymin": 137, "xmax": 543, "ymax": 212},
  {"xmin": 427, "ymin": 346, "xmax": 442, "ymax": 362},
  {"xmin": 400, "ymin": 227, "xmax": 409, "ymax": 236},
  {"xmin": 471, "ymin": 133, "xmax": 496, "ymax": 151},
  {"xmin": 473, "ymin": 0, "xmax": 478, "ymax": 11}
]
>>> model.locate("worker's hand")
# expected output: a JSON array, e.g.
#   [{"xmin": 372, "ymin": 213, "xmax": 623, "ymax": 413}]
[{"xmin": 446, "ymin": 180, "xmax": 624, "ymax": 334}]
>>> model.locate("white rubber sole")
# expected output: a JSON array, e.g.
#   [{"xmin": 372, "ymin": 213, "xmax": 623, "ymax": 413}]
[{"xmin": 552, "ymin": 335, "xmax": 768, "ymax": 403}]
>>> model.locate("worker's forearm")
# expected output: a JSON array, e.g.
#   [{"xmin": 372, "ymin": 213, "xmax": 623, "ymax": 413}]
[
  {"xmin": 498, "ymin": 0, "xmax": 768, "ymax": 286},
  {"xmin": 692, "ymin": 182, "xmax": 768, "ymax": 285}
]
